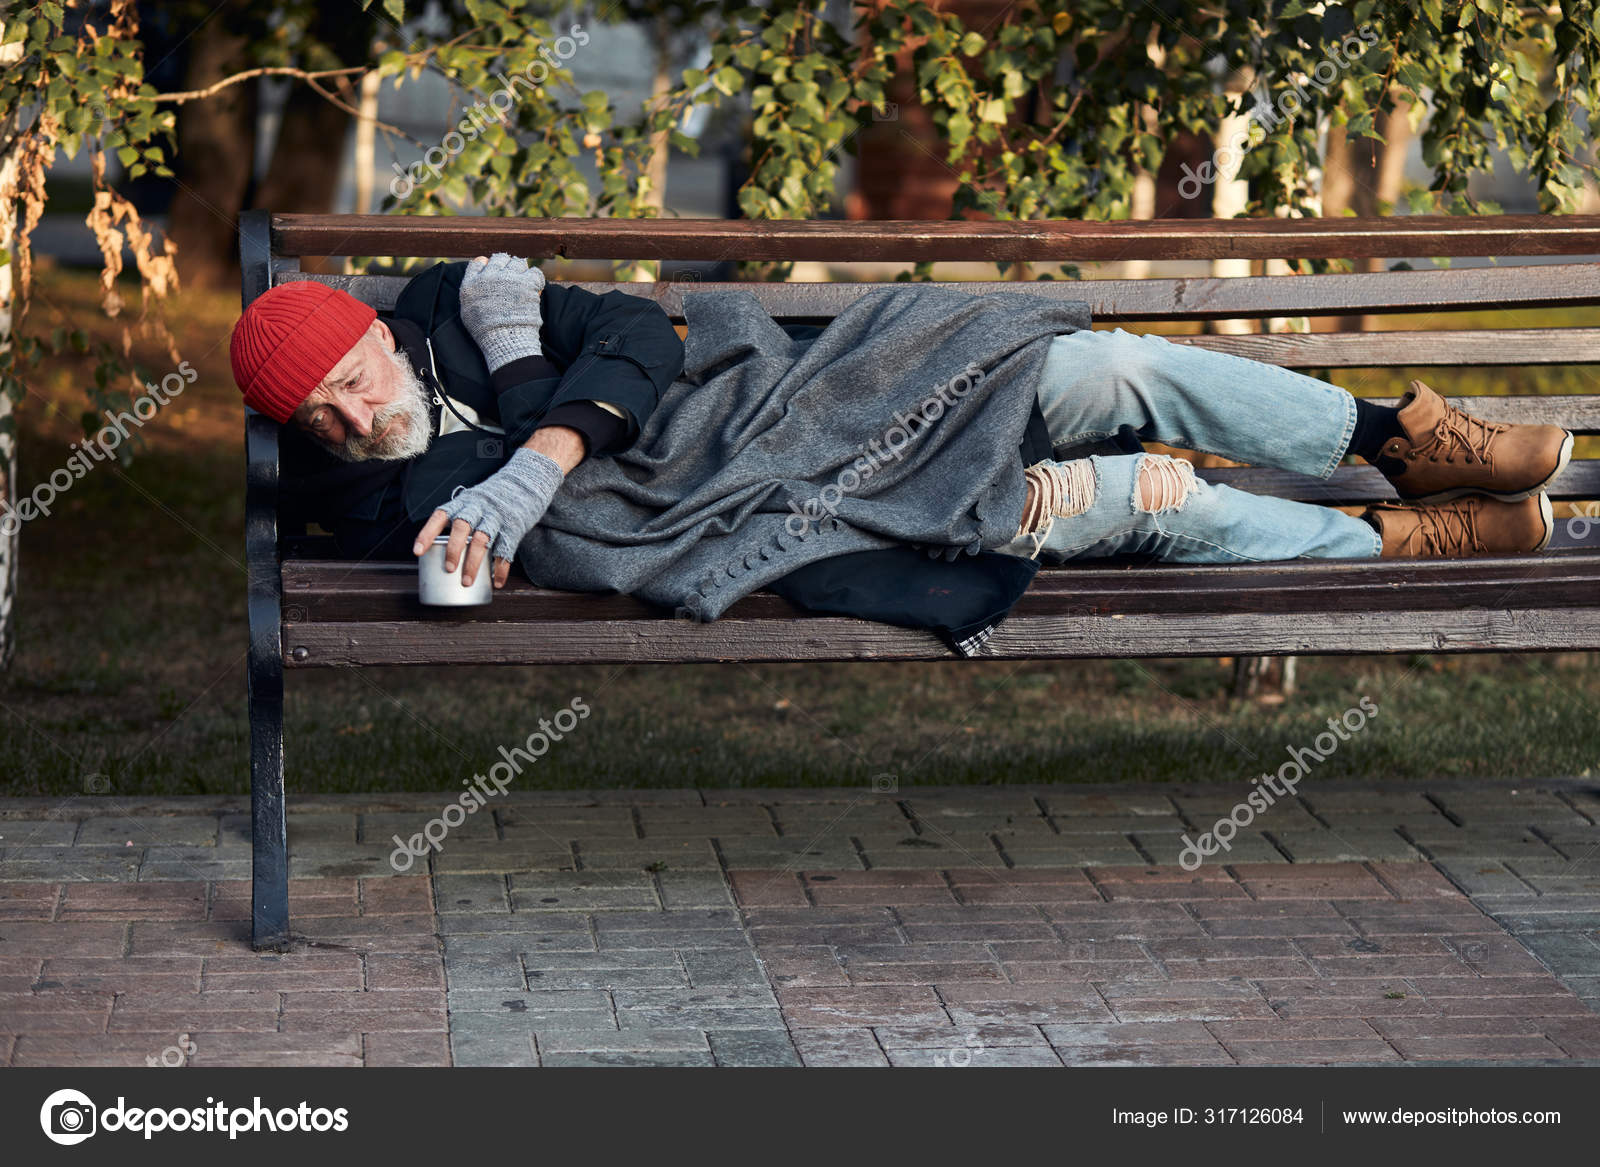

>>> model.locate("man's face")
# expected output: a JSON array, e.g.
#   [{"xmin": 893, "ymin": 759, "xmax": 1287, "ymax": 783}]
[{"xmin": 291, "ymin": 318, "xmax": 433, "ymax": 462}]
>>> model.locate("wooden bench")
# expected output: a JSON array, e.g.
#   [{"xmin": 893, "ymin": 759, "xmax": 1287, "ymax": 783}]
[{"xmin": 239, "ymin": 209, "xmax": 1600, "ymax": 950}]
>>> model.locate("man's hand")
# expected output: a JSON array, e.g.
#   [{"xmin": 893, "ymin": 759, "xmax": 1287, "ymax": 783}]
[
  {"xmin": 458, "ymin": 253, "xmax": 547, "ymax": 373},
  {"xmin": 413, "ymin": 443, "xmax": 567, "ymax": 589}
]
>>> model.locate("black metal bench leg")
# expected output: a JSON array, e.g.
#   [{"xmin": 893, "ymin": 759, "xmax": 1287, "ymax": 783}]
[
  {"xmin": 241, "ymin": 213, "xmax": 291, "ymax": 951},
  {"xmin": 249, "ymin": 657, "xmax": 290, "ymax": 950}
]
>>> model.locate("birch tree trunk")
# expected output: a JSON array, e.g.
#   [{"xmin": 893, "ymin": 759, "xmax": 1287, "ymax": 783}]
[
  {"xmin": 347, "ymin": 67, "xmax": 382, "ymax": 275},
  {"xmin": 630, "ymin": 11, "xmax": 676, "ymax": 284},
  {"xmin": 1123, "ymin": 29, "xmax": 1165, "ymax": 281},
  {"xmin": 0, "ymin": 34, "xmax": 24, "ymax": 670},
  {"xmin": 1321, "ymin": 101, "xmax": 1413, "ymax": 332}
]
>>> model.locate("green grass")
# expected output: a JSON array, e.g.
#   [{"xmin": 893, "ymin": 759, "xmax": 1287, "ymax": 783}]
[{"xmin": 1, "ymin": 268, "xmax": 1598, "ymax": 798}]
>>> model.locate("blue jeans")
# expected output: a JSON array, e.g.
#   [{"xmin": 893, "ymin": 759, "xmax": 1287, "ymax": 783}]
[{"xmin": 992, "ymin": 328, "xmax": 1384, "ymax": 563}]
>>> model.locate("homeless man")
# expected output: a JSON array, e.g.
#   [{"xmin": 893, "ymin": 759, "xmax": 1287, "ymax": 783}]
[{"xmin": 229, "ymin": 253, "xmax": 1571, "ymax": 654}]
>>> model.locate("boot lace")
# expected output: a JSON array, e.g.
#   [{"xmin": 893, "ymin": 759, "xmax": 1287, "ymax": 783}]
[
  {"xmin": 1406, "ymin": 501, "xmax": 1487, "ymax": 556},
  {"xmin": 1408, "ymin": 405, "xmax": 1506, "ymax": 467}
]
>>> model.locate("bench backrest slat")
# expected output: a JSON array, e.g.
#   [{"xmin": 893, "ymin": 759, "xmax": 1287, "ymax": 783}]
[{"xmin": 266, "ymin": 212, "xmax": 1600, "ymax": 262}]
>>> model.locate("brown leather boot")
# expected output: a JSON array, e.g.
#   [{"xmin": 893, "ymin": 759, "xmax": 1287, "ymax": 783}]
[
  {"xmin": 1365, "ymin": 493, "xmax": 1553, "ymax": 558},
  {"xmin": 1375, "ymin": 379, "xmax": 1572, "ymax": 503}
]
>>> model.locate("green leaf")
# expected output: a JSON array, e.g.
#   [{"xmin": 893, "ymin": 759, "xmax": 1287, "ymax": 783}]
[
  {"xmin": 383, "ymin": 0, "xmax": 404, "ymax": 25},
  {"xmin": 712, "ymin": 66, "xmax": 742, "ymax": 97},
  {"xmin": 947, "ymin": 110, "xmax": 972, "ymax": 148}
]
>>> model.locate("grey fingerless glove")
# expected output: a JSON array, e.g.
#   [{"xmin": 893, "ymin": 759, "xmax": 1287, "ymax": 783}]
[
  {"xmin": 458, "ymin": 252, "xmax": 547, "ymax": 372},
  {"xmin": 438, "ymin": 446, "xmax": 565, "ymax": 561}
]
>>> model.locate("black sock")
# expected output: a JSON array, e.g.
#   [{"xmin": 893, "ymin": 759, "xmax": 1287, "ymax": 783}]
[{"xmin": 1347, "ymin": 397, "xmax": 1407, "ymax": 463}]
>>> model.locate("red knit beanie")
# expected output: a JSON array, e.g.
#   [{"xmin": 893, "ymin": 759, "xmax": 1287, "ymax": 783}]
[{"xmin": 230, "ymin": 281, "xmax": 377, "ymax": 423}]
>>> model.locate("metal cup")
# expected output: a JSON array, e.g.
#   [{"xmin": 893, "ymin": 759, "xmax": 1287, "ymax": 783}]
[{"xmin": 418, "ymin": 534, "xmax": 493, "ymax": 606}]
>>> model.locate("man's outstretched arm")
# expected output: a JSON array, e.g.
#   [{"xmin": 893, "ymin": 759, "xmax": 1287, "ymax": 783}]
[
  {"xmin": 412, "ymin": 417, "xmax": 584, "ymax": 591},
  {"xmin": 413, "ymin": 254, "xmax": 588, "ymax": 590}
]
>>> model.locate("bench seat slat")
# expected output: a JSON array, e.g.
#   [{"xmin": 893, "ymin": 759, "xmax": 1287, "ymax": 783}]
[
  {"xmin": 279, "ymin": 264, "xmax": 1600, "ymax": 321},
  {"xmin": 279, "ymin": 606, "xmax": 1600, "ymax": 665},
  {"xmin": 280, "ymin": 553, "xmax": 1600, "ymax": 665}
]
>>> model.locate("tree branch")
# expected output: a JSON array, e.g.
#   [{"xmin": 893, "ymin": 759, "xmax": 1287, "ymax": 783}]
[
  {"xmin": 150, "ymin": 64, "xmax": 417, "ymax": 143},
  {"xmin": 149, "ymin": 65, "xmax": 368, "ymax": 104}
]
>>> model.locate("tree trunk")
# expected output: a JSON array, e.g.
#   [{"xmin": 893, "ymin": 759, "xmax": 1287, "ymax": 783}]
[
  {"xmin": 1207, "ymin": 66, "xmax": 1255, "ymax": 336},
  {"xmin": 1123, "ymin": 29, "xmax": 1166, "ymax": 280},
  {"xmin": 630, "ymin": 10, "xmax": 675, "ymax": 283},
  {"xmin": 249, "ymin": 7, "xmax": 374, "ymax": 275},
  {"xmin": 163, "ymin": 0, "xmax": 259, "ymax": 292},
  {"xmin": 0, "ymin": 35, "xmax": 23, "ymax": 669},
  {"xmin": 351, "ymin": 69, "xmax": 382, "ymax": 217},
  {"xmin": 346, "ymin": 68, "xmax": 382, "ymax": 275},
  {"xmin": 247, "ymin": 86, "xmax": 351, "ymax": 274},
  {"xmin": 1321, "ymin": 102, "xmax": 1413, "ymax": 331}
]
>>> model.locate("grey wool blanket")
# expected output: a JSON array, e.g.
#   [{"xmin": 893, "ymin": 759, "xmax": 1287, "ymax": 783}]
[{"xmin": 515, "ymin": 283, "xmax": 1093, "ymax": 619}]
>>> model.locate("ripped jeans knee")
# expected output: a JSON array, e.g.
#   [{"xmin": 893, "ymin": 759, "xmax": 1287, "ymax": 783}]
[
  {"xmin": 1001, "ymin": 450, "xmax": 1383, "ymax": 564},
  {"xmin": 1132, "ymin": 452, "xmax": 1201, "ymax": 514},
  {"xmin": 1010, "ymin": 452, "xmax": 1211, "ymax": 563},
  {"xmin": 1018, "ymin": 457, "xmax": 1097, "ymax": 535},
  {"xmin": 1016, "ymin": 452, "xmax": 1199, "ymax": 544}
]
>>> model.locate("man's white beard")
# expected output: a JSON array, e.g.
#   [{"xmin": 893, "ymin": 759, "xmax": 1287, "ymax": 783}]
[{"xmin": 315, "ymin": 345, "xmax": 434, "ymax": 463}]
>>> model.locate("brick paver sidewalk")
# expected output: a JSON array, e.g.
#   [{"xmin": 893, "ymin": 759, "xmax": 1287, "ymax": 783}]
[{"xmin": 2, "ymin": 781, "xmax": 1598, "ymax": 1066}]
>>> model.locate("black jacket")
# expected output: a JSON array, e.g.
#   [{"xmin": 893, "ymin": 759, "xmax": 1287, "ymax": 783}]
[
  {"xmin": 279, "ymin": 260, "xmax": 680, "ymax": 557},
  {"xmin": 279, "ymin": 262, "xmax": 1076, "ymax": 652}
]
